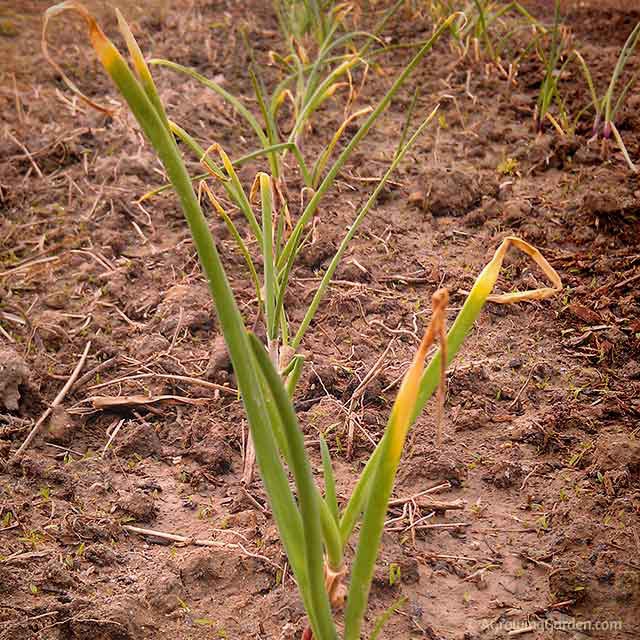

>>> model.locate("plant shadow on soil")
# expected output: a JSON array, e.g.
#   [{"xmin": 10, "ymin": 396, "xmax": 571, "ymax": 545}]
[{"xmin": 0, "ymin": 0, "xmax": 639, "ymax": 639}]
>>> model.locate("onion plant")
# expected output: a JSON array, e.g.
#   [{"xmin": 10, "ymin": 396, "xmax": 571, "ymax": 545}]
[
  {"xmin": 534, "ymin": 0, "xmax": 566, "ymax": 133},
  {"xmin": 43, "ymin": 2, "xmax": 562, "ymax": 638},
  {"xmin": 68, "ymin": 0, "xmax": 446, "ymax": 483},
  {"xmin": 274, "ymin": 0, "xmax": 344, "ymax": 47},
  {"xmin": 430, "ymin": 0, "xmax": 542, "ymax": 75},
  {"xmin": 131, "ymin": 8, "xmax": 453, "ymax": 381},
  {"xmin": 466, "ymin": 0, "xmax": 541, "ymax": 65},
  {"xmin": 142, "ymin": 0, "xmax": 400, "ymax": 199},
  {"xmin": 573, "ymin": 20, "xmax": 640, "ymax": 172}
]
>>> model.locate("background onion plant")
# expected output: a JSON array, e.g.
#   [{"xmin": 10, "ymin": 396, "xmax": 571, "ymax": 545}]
[
  {"xmin": 274, "ymin": 0, "xmax": 345, "ymax": 47},
  {"xmin": 43, "ymin": 2, "xmax": 562, "ymax": 638},
  {"xmin": 531, "ymin": 2, "xmax": 639, "ymax": 171},
  {"xmin": 428, "ymin": 0, "xmax": 543, "ymax": 77},
  {"xmin": 126, "ymin": 1, "xmax": 451, "ymax": 479},
  {"xmin": 134, "ymin": 1, "xmax": 437, "ymax": 389},
  {"xmin": 573, "ymin": 20, "xmax": 640, "ymax": 172}
]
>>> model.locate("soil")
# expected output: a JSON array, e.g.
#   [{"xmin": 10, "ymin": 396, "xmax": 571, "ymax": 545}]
[{"xmin": 1, "ymin": 1, "xmax": 639, "ymax": 639}]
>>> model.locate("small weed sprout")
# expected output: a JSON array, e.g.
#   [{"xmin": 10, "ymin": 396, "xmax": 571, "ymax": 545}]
[
  {"xmin": 388, "ymin": 562, "xmax": 401, "ymax": 586},
  {"xmin": 497, "ymin": 157, "xmax": 518, "ymax": 175}
]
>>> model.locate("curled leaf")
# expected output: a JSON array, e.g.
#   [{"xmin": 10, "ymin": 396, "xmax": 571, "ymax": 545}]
[
  {"xmin": 467, "ymin": 236, "xmax": 562, "ymax": 304},
  {"xmin": 42, "ymin": 1, "xmax": 118, "ymax": 115},
  {"xmin": 388, "ymin": 288, "xmax": 449, "ymax": 462}
]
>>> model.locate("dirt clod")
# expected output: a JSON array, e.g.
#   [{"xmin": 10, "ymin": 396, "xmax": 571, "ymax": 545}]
[
  {"xmin": 0, "ymin": 347, "xmax": 29, "ymax": 411},
  {"xmin": 205, "ymin": 334, "xmax": 232, "ymax": 381},
  {"xmin": 47, "ymin": 406, "xmax": 77, "ymax": 444},
  {"xmin": 180, "ymin": 548, "xmax": 237, "ymax": 594},
  {"xmin": 67, "ymin": 596, "xmax": 148, "ymax": 640},
  {"xmin": 299, "ymin": 239, "xmax": 335, "ymax": 269},
  {"xmin": 153, "ymin": 284, "xmax": 214, "ymax": 336},
  {"xmin": 190, "ymin": 440, "xmax": 233, "ymax": 475},
  {"xmin": 417, "ymin": 167, "xmax": 498, "ymax": 217},
  {"xmin": 0, "ymin": 565, "xmax": 17, "ymax": 593},
  {"xmin": 146, "ymin": 573, "xmax": 184, "ymax": 613},
  {"xmin": 483, "ymin": 461, "xmax": 524, "ymax": 489},
  {"xmin": 113, "ymin": 422, "xmax": 162, "ymax": 458},
  {"xmin": 85, "ymin": 543, "xmax": 118, "ymax": 567},
  {"xmin": 116, "ymin": 490, "xmax": 158, "ymax": 523}
]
